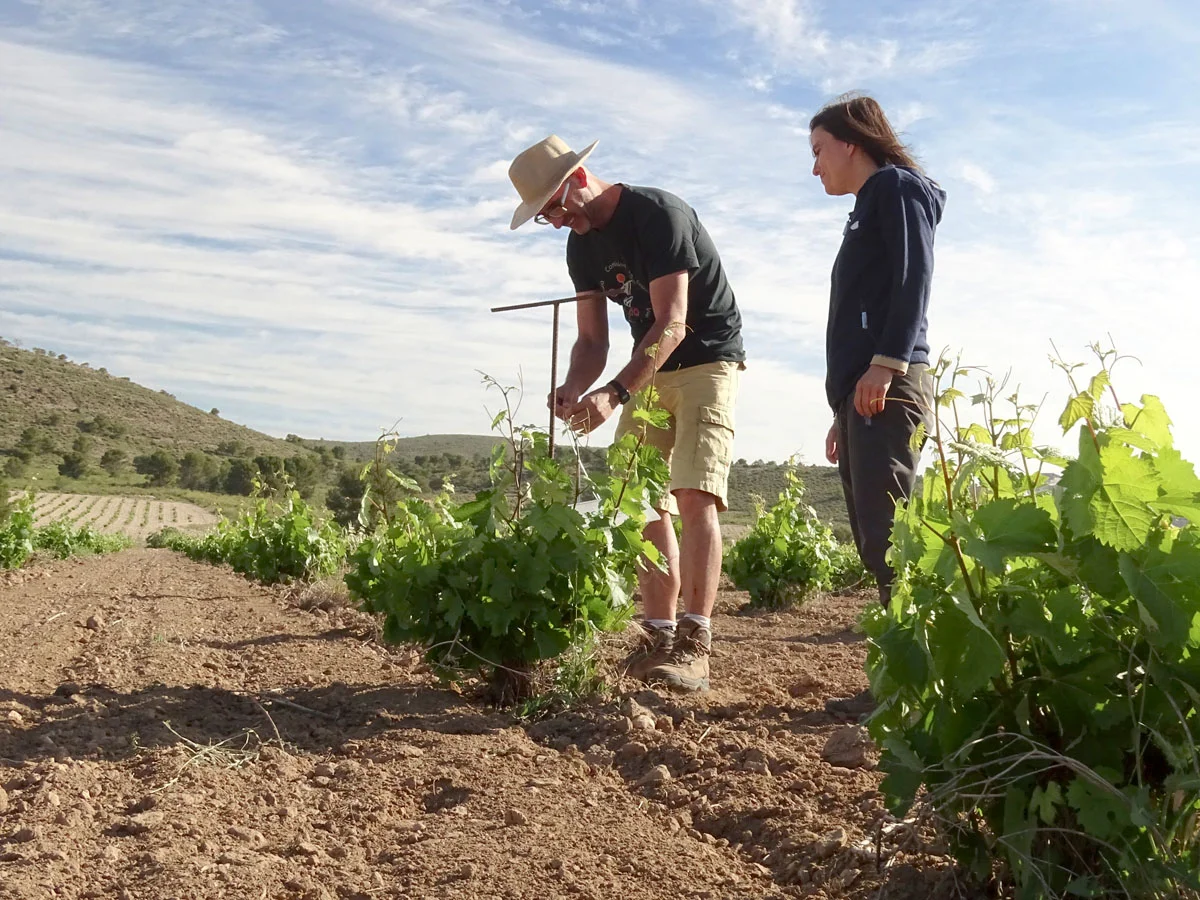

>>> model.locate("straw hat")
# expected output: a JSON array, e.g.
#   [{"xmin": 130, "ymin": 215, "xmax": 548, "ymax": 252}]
[{"xmin": 507, "ymin": 135, "xmax": 598, "ymax": 230}]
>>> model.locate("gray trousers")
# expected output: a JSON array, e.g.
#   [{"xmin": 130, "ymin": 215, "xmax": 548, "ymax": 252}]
[{"xmin": 834, "ymin": 365, "xmax": 933, "ymax": 604}]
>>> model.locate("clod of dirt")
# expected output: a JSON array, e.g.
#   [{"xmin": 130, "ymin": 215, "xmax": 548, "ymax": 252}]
[
  {"xmin": 6, "ymin": 710, "xmax": 22, "ymax": 726},
  {"xmin": 815, "ymin": 827, "xmax": 848, "ymax": 859},
  {"xmin": 636, "ymin": 765, "xmax": 671, "ymax": 787},
  {"xmin": 115, "ymin": 811, "xmax": 164, "ymax": 835},
  {"xmin": 228, "ymin": 825, "xmax": 267, "ymax": 849},
  {"xmin": 53, "ymin": 683, "xmax": 80, "ymax": 699},
  {"xmin": 820, "ymin": 726, "xmax": 876, "ymax": 770},
  {"xmin": 0, "ymin": 786, "xmax": 8, "ymax": 813},
  {"xmin": 503, "ymin": 808, "xmax": 529, "ymax": 827},
  {"xmin": 10, "ymin": 826, "xmax": 39, "ymax": 843},
  {"xmin": 614, "ymin": 741, "xmax": 648, "ymax": 763},
  {"xmin": 621, "ymin": 697, "xmax": 652, "ymax": 720},
  {"xmin": 788, "ymin": 674, "xmax": 824, "ymax": 698},
  {"xmin": 0, "ymin": 851, "xmax": 22, "ymax": 862},
  {"xmin": 740, "ymin": 748, "xmax": 771, "ymax": 775},
  {"xmin": 295, "ymin": 841, "xmax": 323, "ymax": 857},
  {"xmin": 393, "ymin": 744, "xmax": 425, "ymax": 759},
  {"xmin": 334, "ymin": 760, "xmax": 361, "ymax": 779},
  {"xmin": 86, "ymin": 614, "xmax": 105, "ymax": 630},
  {"xmin": 313, "ymin": 762, "xmax": 336, "ymax": 778},
  {"xmin": 126, "ymin": 796, "xmax": 158, "ymax": 814},
  {"xmin": 611, "ymin": 717, "xmax": 633, "ymax": 735},
  {"xmin": 632, "ymin": 714, "xmax": 657, "ymax": 733},
  {"xmin": 654, "ymin": 716, "xmax": 674, "ymax": 733}
]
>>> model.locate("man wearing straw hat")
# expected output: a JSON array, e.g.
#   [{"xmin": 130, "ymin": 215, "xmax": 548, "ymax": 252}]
[{"xmin": 507, "ymin": 135, "xmax": 745, "ymax": 693}]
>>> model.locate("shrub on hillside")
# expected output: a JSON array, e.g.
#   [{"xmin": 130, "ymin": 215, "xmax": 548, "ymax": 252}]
[
  {"xmin": 58, "ymin": 451, "xmax": 88, "ymax": 479},
  {"xmin": 17, "ymin": 426, "xmax": 57, "ymax": 458},
  {"xmin": 866, "ymin": 347, "xmax": 1200, "ymax": 896},
  {"xmin": 325, "ymin": 464, "xmax": 365, "ymax": 529},
  {"xmin": 134, "ymin": 449, "xmax": 178, "ymax": 487},
  {"xmin": 178, "ymin": 450, "xmax": 227, "ymax": 491},
  {"xmin": 100, "ymin": 449, "xmax": 127, "ymax": 477}
]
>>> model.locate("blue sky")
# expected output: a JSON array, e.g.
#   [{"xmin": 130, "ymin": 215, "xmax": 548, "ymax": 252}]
[{"xmin": 2, "ymin": 0, "xmax": 1199, "ymax": 463}]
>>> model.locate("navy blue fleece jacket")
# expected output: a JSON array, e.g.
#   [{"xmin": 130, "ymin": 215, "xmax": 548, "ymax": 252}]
[{"xmin": 825, "ymin": 165, "xmax": 946, "ymax": 409}]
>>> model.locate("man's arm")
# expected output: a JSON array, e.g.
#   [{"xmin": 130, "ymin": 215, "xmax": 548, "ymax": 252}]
[
  {"xmin": 551, "ymin": 293, "xmax": 609, "ymax": 419},
  {"xmin": 563, "ymin": 271, "xmax": 688, "ymax": 434},
  {"xmin": 610, "ymin": 271, "xmax": 688, "ymax": 392}
]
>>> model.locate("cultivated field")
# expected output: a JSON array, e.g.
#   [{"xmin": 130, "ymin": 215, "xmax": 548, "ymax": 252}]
[
  {"xmin": 0, "ymin": 550, "xmax": 955, "ymax": 899},
  {"xmin": 16, "ymin": 493, "xmax": 220, "ymax": 541}
]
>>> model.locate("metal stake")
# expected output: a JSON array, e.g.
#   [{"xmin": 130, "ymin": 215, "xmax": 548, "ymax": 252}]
[{"xmin": 491, "ymin": 291, "xmax": 598, "ymax": 460}]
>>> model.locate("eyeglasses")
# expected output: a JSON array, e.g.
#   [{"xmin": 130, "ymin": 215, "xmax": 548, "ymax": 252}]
[{"xmin": 534, "ymin": 180, "xmax": 573, "ymax": 226}]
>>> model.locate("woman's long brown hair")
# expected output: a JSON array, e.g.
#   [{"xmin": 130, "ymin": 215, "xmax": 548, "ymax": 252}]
[{"xmin": 810, "ymin": 93, "xmax": 922, "ymax": 171}]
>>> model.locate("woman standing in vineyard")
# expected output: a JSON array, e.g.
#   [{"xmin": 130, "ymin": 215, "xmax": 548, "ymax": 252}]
[{"xmin": 809, "ymin": 94, "xmax": 944, "ymax": 616}]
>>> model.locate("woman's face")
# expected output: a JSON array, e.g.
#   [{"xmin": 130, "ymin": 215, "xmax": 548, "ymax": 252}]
[{"xmin": 810, "ymin": 126, "xmax": 854, "ymax": 196}]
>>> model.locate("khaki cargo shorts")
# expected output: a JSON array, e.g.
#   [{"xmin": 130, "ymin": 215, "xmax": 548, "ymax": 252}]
[{"xmin": 614, "ymin": 360, "xmax": 743, "ymax": 515}]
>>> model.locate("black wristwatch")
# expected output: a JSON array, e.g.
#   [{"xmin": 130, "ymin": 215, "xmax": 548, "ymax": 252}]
[{"xmin": 607, "ymin": 379, "xmax": 631, "ymax": 405}]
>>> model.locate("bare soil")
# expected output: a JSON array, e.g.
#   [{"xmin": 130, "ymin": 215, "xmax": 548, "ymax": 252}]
[{"xmin": 0, "ymin": 550, "xmax": 966, "ymax": 900}]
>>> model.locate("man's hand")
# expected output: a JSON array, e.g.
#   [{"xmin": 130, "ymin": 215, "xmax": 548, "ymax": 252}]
[
  {"xmin": 564, "ymin": 386, "xmax": 619, "ymax": 434},
  {"xmin": 825, "ymin": 422, "xmax": 838, "ymax": 464},
  {"xmin": 854, "ymin": 364, "xmax": 897, "ymax": 418},
  {"xmin": 548, "ymin": 384, "xmax": 580, "ymax": 421}
]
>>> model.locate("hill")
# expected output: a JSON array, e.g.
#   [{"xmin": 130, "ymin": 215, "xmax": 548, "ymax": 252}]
[{"xmin": 0, "ymin": 341, "xmax": 304, "ymax": 461}]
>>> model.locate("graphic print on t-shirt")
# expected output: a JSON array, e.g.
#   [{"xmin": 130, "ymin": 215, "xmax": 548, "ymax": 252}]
[{"xmin": 602, "ymin": 263, "xmax": 651, "ymax": 322}]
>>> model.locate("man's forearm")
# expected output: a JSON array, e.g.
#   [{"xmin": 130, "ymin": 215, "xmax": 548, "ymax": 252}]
[
  {"xmin": 611, "ymin": 320, "xmax": 686, "ymax": 394},
  {"xmin": 563, "ymin": 339, "xmax": 609, "ymax": 395}
]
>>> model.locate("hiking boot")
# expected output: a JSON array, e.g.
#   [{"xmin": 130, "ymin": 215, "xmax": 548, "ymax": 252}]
[
  {"xmin": 647, "ymin": 618, "xmax": 711, "ymax": 692},
  {"xmin": 621, "ymin": 622, "xmax": 675, "ymax": 681},
  {"xmin": 824, "ymin": 688, "xmax": 876, "ymax": 721}
]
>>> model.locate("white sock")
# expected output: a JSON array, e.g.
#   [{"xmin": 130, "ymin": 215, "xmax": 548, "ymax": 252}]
[
  {"xmin": 683, "ymin": 613, "xmax": 711, "ymax": 630},
  {"xmin": 646, "ymin": 619, "xmax": 676, "ymax": 631}
]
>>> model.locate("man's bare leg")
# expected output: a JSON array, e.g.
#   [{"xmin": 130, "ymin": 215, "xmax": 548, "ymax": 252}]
[
  {"xmin": 675, "ymin": 489, "xmax": 721, "ymax": 617},
  {"xmin": 638, "ymin": 510, "xmax": 680, "ymax": 622}
]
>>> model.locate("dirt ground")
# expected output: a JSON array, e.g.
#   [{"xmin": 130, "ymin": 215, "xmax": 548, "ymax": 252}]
[
  {"xmin": 25, "ymin": 493, "xmax": 219, "ymax": 540},
  {"xmin": 0, "ymin": 550, "xmax": 967, "ymax": 900}
]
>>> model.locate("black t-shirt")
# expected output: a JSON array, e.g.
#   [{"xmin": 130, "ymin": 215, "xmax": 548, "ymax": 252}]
[{"xmin": 566, "ymin": 185, "xmax": 745, "ymax": 371}]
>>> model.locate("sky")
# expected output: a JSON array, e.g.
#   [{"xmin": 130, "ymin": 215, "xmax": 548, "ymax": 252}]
[{"xmin": 2, "ymin": 0, "xmax": 1199, "ymax": 465}]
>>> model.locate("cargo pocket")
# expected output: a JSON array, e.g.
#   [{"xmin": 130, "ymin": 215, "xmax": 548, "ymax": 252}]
[{"xmin": 694, "ymin": 405, "xmax": 734, "ymax": 471}]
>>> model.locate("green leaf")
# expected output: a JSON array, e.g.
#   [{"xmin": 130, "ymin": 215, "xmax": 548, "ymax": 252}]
[
  {"xmin": 1119, "ymin": 546, "xmax": 1200, "ymax": 647},
  {"xmin": 1121, "ymin": 394, "xmax": 1172, "ymax": 448},
  {"xmin": 1058, "ymin": 431, "xmax": 1102, "ymax": 538},
  {"xmin": 1088, "ymin": 442, "xmax": 1158, "ymax": 551},
  {"xmin": 1002, "ymin": 785, "xmax": 1035, "ymax": 865},
  {"xmin": 1060, "ymin": 392, "xmax": 1094, "ymax": 433},
  {"xmin": 1087, "ymin": 370, "xmax": 1110, "ymax": 402},
  {"xmin": 1030, "ymin": 781, "xmax": 1063, "ymax": 825},
  {"xmin": 1066, "ymin": 777, "xmax": 1128, "ymax": 842},
  {"xmin": 962, "ymin": 498, "xmax": 1057, "ymax": 570},
  {"xmin": 927, "ymin": 595, "xmax": 1006, "ymax": 698}
]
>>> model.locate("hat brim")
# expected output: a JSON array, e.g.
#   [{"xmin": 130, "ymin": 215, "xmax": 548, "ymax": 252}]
[{"xmin": 509, "ymin": 140, "xmax": 598, "ymax": 231}]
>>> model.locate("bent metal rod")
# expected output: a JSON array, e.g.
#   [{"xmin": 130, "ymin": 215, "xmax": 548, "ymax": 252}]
[{"xmin": 490, "ymin": 290, "xmax": 605, "ymax": 459}]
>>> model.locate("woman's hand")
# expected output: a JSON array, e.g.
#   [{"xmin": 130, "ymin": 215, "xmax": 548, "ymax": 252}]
[
  {"xmin": 825, "ymin": 422, "xmax": 838, "ymax": 464},
  {"xmin": 854, "ymin": 364, "xmax": 897, "ymax": 418}
]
